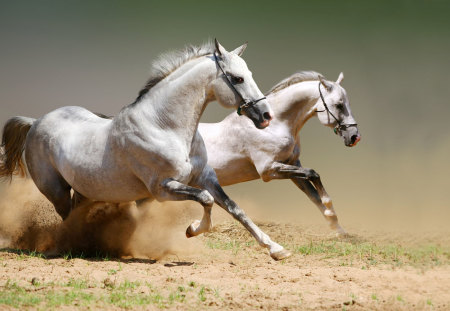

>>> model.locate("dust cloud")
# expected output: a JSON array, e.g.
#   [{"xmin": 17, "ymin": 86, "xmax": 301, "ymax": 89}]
[{"xmin": 0, "ymin": 179, "xmax": 203, "ymax": 259}]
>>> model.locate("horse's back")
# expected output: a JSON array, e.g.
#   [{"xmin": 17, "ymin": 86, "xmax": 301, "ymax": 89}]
[{"xmin": 37, "ymin": 106, "xmax": 111, "ymax": 129}]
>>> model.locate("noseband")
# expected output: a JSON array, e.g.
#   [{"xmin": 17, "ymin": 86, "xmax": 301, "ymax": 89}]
[
  {"xmin": 214, "ymin": 52, "xmax": 266, "ymax": 116},
  {"xmin": 317, "ymin": 82, "xmax": 358, "ymax": 135}
]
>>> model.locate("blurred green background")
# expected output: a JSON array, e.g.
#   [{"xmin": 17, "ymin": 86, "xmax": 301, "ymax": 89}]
[{"xmin": 1, "ymin": 0, "xmax": 449, "ymax": 231}]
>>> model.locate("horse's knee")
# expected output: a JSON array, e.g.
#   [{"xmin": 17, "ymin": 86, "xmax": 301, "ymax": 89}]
[{"xmin": 260, "ymin": 170, "xmax": 275, "ymax": 182}]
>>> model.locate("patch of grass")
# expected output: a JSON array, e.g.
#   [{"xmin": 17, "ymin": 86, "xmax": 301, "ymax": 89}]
[
  {"xmin": 168, "ymin": 286, "xmax": 186, "ymax": 304},
  {"xmin": 106, "ymin": 260, "xmax": 124, "ymax": 275},
  {"xmin": 28, "ymin": 250, "xmax": 46, "ymax": 259},
  {"xmin": 0, "ymin": 280, "xmax": 42, "ymax": 308},
  {"xmin": 292, "ymin": 240, "xmax": 450, "ymax": 267},
  {"xmin": 107, "ymin": 289, "xmax": 161, "ymax": 308},
  {"xmin": 65, "ymin": 278, "xmax": 88, "ymax": 289},
  {"xmin": 106, "ymin": 280, "xmax": 189, "ymax": 308},
  {"xmin": 62, "ymin": 251, "xmax": 73, "ymax": 260},
  {"xmin": 107, "ymin": 269, "xmax": 117, "ymax": 275},
  {"xmin": 198, "ymin": 286, "xmax": 207, "ymax": 302},
  {"xmin": 1, "ymin": 278, "xmax": 196, "ymax": 309},
  {"xmin": 3, "ymin": 249, "xmax": 47, "ymax": 260},
  {"xmin": 118, "ymin": 280, "xmax": 141, "ymax": 290},
  {"xmin": 45, "ymin": 290, "xmax": 95, "ymax": 307}
]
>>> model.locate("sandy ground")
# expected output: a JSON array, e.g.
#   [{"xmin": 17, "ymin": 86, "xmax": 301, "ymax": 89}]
[
  {"xmin": 0, "ymin": 180, "xmax": 449, "ymax": 310},
  {"xmin": 1, "ymin": 223, "xmax": 449, "ymax": 310}
]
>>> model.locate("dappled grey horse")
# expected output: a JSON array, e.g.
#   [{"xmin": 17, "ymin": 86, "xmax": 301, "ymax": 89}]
[
  {"xmin": 0, "ymin": 40, "xmax": 292, "ymax": 260},
  {"xmin": 199, "ymin": 72, "xmax": 360, "ymax": 236}
]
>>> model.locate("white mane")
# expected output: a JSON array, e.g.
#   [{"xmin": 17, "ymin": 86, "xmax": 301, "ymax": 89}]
[
  {"xmin": 267, "ymin": 71, "xmax": 323, "ymax": 95},
  {"xmin": 134, "ymin": 41, "xmax": 215, "ymax": 103}
]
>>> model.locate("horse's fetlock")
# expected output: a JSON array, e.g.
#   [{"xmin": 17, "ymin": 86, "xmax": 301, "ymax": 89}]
[{"xmin": 322, "ymin": 197, "xmax": 332, "ymax": 206}]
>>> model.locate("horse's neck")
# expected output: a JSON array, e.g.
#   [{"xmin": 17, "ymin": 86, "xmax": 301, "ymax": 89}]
[
  {"xmin": 121, "ymin": 57, "xmax": 215, "ymax": 145},
  {"xmin": 269, "ymin": 81, "xmax": 319, "ymax": 136}
]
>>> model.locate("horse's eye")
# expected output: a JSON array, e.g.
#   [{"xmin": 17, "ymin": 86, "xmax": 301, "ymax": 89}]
[{"xmin": 230, "ymin": 75, "xmax": 244, "ymax": 84}]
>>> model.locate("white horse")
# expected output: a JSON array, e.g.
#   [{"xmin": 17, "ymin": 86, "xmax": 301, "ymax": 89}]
[
  {"xmin": 0, "ymin": 40, "xmax": 292, "ymax": 260},
  {"xmin": 199, "ymin": 71, "xmax": 361, "ymax": 236}
]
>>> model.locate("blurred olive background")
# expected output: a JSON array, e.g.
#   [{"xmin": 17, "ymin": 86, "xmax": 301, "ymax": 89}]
[{"xmin": 1, "ymin": 0, "xmax": 449, "ymax": 231}]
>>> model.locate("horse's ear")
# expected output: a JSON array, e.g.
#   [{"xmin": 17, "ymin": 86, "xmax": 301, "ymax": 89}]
[
  {"xmin": 319, "ymin": 76, "xmax": 333, "ymax": 91},
  {"xmin": 231, "ymin": 42, "xmax": 248, "ymax": 56},
  {"xmin": 214, "ymin": 38, "xmax": 227, "ymax": 57},
  {"xmin": 336, "ymin": 72, "xmax": 344, "ymax": 84}
]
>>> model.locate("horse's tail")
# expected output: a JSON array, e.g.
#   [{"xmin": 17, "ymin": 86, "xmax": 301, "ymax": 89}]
[{"xmin": 0, "ymin": 116, "xmax": 36, "ymax": 180}]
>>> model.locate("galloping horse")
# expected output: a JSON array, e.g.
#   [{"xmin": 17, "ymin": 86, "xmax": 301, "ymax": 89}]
[
  {"xmin": 199, "ymin": 71, "xmax": 361, "ymax": 236},
  {"xmin": 0, "ymin": 40, "xmax": 292, "ymax": 260}
]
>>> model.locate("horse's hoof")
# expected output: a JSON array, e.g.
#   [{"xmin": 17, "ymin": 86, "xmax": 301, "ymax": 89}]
[
  {"xmin": 270, "ymin": 249, "xmax": 292, "ymax": 261},
  {"xmin": 336, "ymin": 231, "xmax": 349, "ymax": 238},
  {"xmin": 186, "ymin": 226, "xmax": 194, "ymax": 238},
  {"xmin": 335, "ymin": 227, "xmax": 349, "ymax": 238},
  {"xmin": 185, "ymin": 220, "xmax": 201, "ymax": 238}
]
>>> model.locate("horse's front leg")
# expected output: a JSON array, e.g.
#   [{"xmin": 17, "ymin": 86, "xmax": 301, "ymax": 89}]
[
  {"xmin": 157, "ymin": 178, "xmax": 214, "ymax": 237},
  {"xmin": 193, "ymin": 166, "xmax": 291, "ymax": 260},
  {"xmin": 290, "ymin": 177, "xmax": 347, "ymax": 237}
]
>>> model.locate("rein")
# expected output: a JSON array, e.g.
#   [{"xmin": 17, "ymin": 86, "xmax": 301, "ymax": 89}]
[
  {"xmin": 214, "ymin": 52, "xmax": 266, "ymax": 115},
  {"xmin": 317, "ymin": 82, "xmax": 357, "ymax": 135}
]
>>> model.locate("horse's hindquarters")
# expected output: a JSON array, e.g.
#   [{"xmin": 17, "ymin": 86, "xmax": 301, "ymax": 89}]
[{"xmin": 24, "ymin": 107, "xmax": 148, "ymax": 202}]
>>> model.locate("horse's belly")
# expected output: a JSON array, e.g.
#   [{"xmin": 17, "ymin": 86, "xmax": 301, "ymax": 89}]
[
  {"xmin": 212, "ymin": 158, "xmax": 259, "ymax": 186},
  {"xmin": 73, "ymin": 176, "xmax": 150, "ymax": 202},
  {"xmin": 67, "ymin": 162, "xmax": 150, "ymax": 202}
]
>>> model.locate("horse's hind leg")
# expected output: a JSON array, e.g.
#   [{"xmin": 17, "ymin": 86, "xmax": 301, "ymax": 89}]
[
  {"xmin": 41, "ymin": 177, "xmax": 72, "ymax": 220},
  {"xmin": 29, "ymin": 165, "xmax": 72, "ymax": 219},
  {"xmin": 39, "ymin": 180, "xmax": 72, "ymax": 220}
]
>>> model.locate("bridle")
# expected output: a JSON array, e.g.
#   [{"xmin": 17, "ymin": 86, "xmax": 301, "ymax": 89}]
[
  {"xmin": 214, "ymin": 52, "xmax": 266, "ymax": 116},
  {"xmin": 317, "ymin": 82, "xmax": 358, "ymax": 135}
]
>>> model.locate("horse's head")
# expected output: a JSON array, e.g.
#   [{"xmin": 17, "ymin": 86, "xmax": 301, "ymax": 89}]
[
  {"xmin": 315, "ymin": 73, "xmax": 361, "ymax": 147},
  {"xmin": 211, "ymin": 39, "xmax": 273, "ymax": 129}
]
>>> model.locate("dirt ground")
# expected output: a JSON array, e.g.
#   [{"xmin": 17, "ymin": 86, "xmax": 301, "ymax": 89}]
[{"xmin": 0, "ymin": 181, "xmax": 449, "ymax": 310}]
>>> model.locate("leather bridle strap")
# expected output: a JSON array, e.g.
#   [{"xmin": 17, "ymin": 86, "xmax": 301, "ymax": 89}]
[
  {"xmin": 214, "ymin": 52, "xmax": 266, "ymax": 115},
  {"xmin": 317, "ymin": 82, "xmax": 357, "ymax": 134}
]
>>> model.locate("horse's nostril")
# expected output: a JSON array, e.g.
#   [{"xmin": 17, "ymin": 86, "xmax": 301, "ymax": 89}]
[
  {"xmin": 351, "ymin": 135, "xmax": 358, "ymax": 143},
  {"xmin": 263, "ymin": 112, "xmax": 272, "ymax": 121}
]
